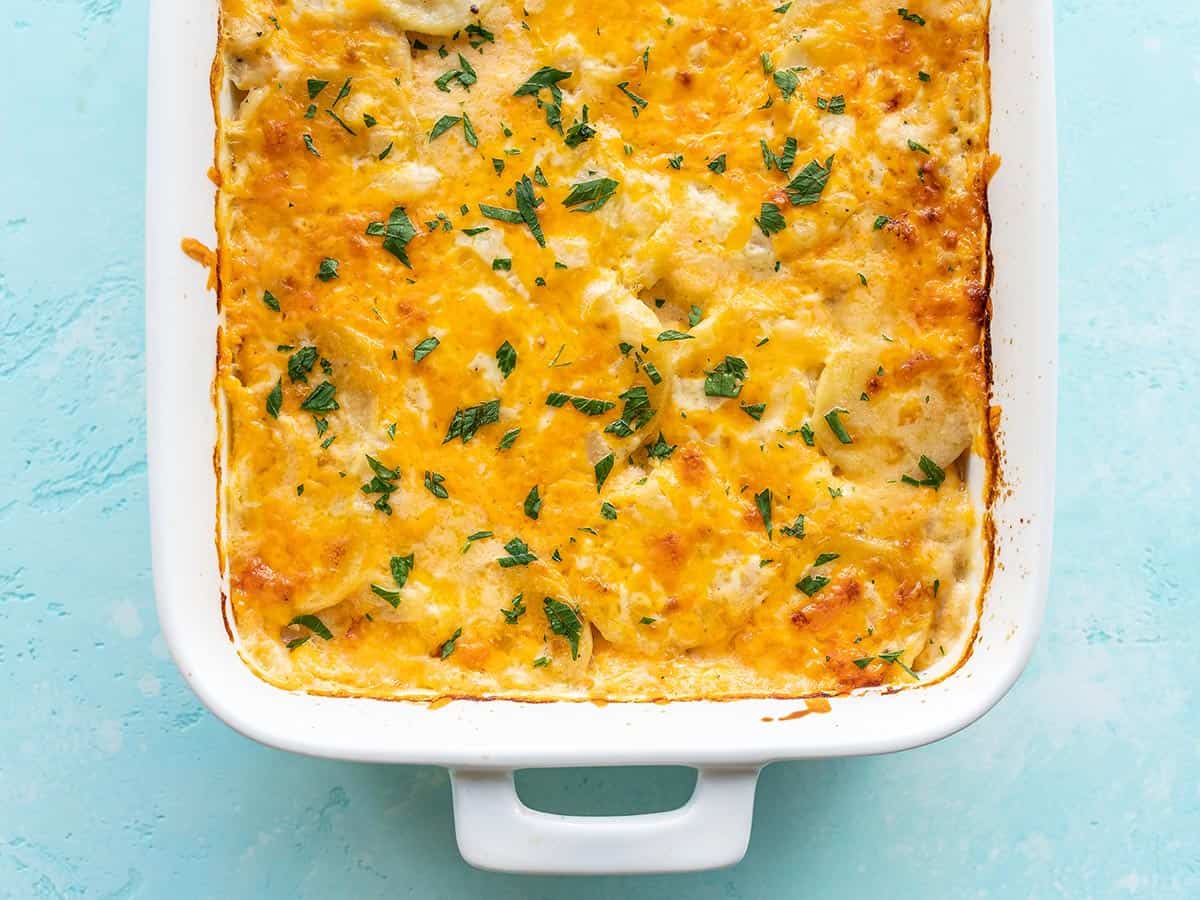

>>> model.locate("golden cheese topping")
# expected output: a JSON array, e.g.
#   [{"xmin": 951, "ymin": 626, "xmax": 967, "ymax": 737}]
[{"xmin": 214, "ymin": 0, "xmax": 994, "ymax": 700}]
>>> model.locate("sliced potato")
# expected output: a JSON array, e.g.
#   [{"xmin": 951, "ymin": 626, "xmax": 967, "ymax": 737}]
[
  {"xmin": 813, "ymin": 339, "xmax": 975, "ymax": 481},
  {"xmin": 563, "ymin": 449, "xmax": 775, "ymax": 655},
  {"xmin": 293, "ymin": 0, "xmax": 491, "ymax": 34}
]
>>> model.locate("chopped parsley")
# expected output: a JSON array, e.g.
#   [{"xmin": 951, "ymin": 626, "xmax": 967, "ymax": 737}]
[
  {"xmin": 780, "ymin": 514, "xmax": 806, "ymax": 539},
  {"xmin": 331, "ymin": 77, "xmax": 352, "ymax": 107},
  {"xmin": 616, "ymin": 81, "xmax": 648, "ymax": 113},
  {"xmin": 371, "ymin": 584, "xmax": 402, "ymax": 607},
  {"xmin": 266, "ymin": 379, "xmax": 282, "ymax": 419},
  {"xmin": 656, "ymin": 330, "xmax": 694, "ymax": 342},
  {"xmin": 824, "ymin": 407, "xmax": 853, "ymax": 444},
  {"xmin": 705, "ymin": 356, "xmax": 748, "ymax": 398},
  {"xmin": 605, "ymin": 386, "xmax": 655, "ymax": 436},
  {"xmin": 289, "ymin": 615, "xmax": 332, "ymax": 640},
  {"xmin": 564, "ymin": 105, "xmax": 596, "ymax": 147},
  {"xmin": 465, "ymin": 21, "xmax": 495, "ymax": 48},
  {"xmin": 741, "ymin": 403, "xmax": 766, "ymax": 421},
  {"xmin": 502, "ymin": 593, "xmax": 527, "ymax": 624},
  {"xmin": 647, "ymin": 432, "xmax": 676, "ymax": 459},
  {"xmin": 497, "ymin": 536, "xmax": 537, "ymax": 568},
  {"xmin": 285, "ymin": 349, "xmax": 319, "ymax": 386},
  {"xmin": 361, "ymin": 456, "xmax": 400, "ymax": 514},
  {"xmin": 300, "ymin": 381, "xmax": 339, "ymax": 413},
  {"xmin": 594, "ymin": 453, "xmax": 615, "ymax": 492},
  {"xmin": 513, "ymin": 66, "xmax": 572, "ymax": 131},
  {"xmin": 773, "ymin": 67, "xmax": 802, "ymax": 101},
  {"xmin": 324, "ymin": 109, "xmax": 357, "ymax": 135},
  {"xmin": 496, "ymin": 341, "xmax": 517, "ymax": 378},
  {"xmin": 756, "ymin": 202, "xmax": 787, "ymax": 236},
  {"xmin": 263, "ymin": 290, "xmax": 280, "ymax": 311},
  {"xmin": 817, "ymin": 95, "xmax": 846, "ymax": 114},
  {"xmin": 439, "ymin": 628, "xmax": 463, "ymax": 659},
  {"xmin": 497, "ymin": 427, "xmax": 522, "ymax": 450},
  {"xmin": 897, "ymin": 8, "xmax": 926, "ymax": 25},
  {"xmin": 429, "ymin": 114, "xmax": 463, "ymax": 141},
  {"xmin": 316, "ymin": 257, "xmax": 339, "ymax": 281},
  {"xmin": 444, "ymin": 399, "xmax": 501, "ymax": 444},
  {"xmin": 424, "ymin": 470, "xmax": 449, "ymax": 499},
  {"xmin": 413, "ymin": 336, "xmax": 440, "ymax": 362},
  {"xmin": 708, "ymin": 154, "xmax": 727, "ymax": 174},
  {"xmin": 600, "ymin": 501, "xmax": 618, "ymax": 520},
  {"xmin": 461, "ymin": 530, "xmax": 493, "ymax": 554},
  {"xmin": 571, "ymin": 396, "xmax": 616, "ymax": 416},
  {"xmin": 390, "ymin": 554, "xmax": 414, "ymax": 588},
  {"xmin": 854, "ymin": 650, "xmax": 920, "ymax": 680},
  {"xmin": 796, "ymin": 574, "xmax": 830, "ymax": 596},
  {"xmin": 435, "ymin": 53, "xmax": 478, "ymax": 92},
  {"xmin": 786, "ymin": 156, "xmax": 835, "ymax": 206},
  {"xmin": 543, "ymin": 597, "xmax": 583, "ymax": 659},
  {"xmin": 562, "ymin": 177, "xmax": 619, "ymax": 212},
  {"xmin": 545, "ymin": 393, "xmax": 615, "ymax": 416},
  {"xmin": 366, "ymin": 206, "xmax": 418, "ymax": 266},
  {"xmin": 524, "ymin": 485, "xmax": 542, "ymax": 519},
  {"xmin": 480, "ymin": 176, "xmax": 546, "ymax": 246},
  {"xmin": 755, "ymin": 488, "xmax": 773, "ymax": 538},
  {"xmin": 901, "ymin": 455, "xmax": 946, "ymax": 489},
  {"xmin": 813, "ymin": 552, "xmax": 840, "ymax": 566}
]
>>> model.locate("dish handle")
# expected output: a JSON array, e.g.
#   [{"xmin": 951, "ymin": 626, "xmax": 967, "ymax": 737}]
[{"xmin": 449, "ymin": 766, "xmax": 761, "ymax": 874}]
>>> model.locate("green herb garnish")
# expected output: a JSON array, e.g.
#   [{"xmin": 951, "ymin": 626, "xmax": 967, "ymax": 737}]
[
  {"xmin": 289, "ymin": 615, "xmax": 332, "ymax": 640},
  {"xmin": 786, "ymin": 156, "xmax": 835, "ymax": 206},
  {"xmin": 366, "ymin": 206, "xmax": 418, "ymax": 266},
  {"xmin": 594, "ymin": 453, "xmax": 615, "ymax": 492},
  {"xmin": 424, "ymin": 470, "xmax": 449, "ymax": 499},
  {"xmin": 413, "ymin": 336, "xmax": 440, "ymax": 362},
  {"xmin": 755, "ymin": 488, "xmax": 773, "ymax": 538},
  {"xmin": 901, "ymin": 455, "xmax": 946, "ymax": 489},
  {"xmin": 502, "ymin": 593, "xmax": 527, "ymax": 624},
  {"xmin": 543, "ymin": 597, "xmax": 583, "ymax": 659},
  {"xmin": 300, "ymin": 381, "xmax": 338, "ymax": 413},
  {"xmin": 440, "ymin": 628, "xmax": 463, "ymax": 659},
  {"xmin": 444, "ymin": 399, "xmax": 501, "ymax": 444},
  {"xmin": 524, "ymin": 485, "xmax": 542, "ymax": 519},
  {"xmin": 497, "ymin": 536, "xmax": 537, "ymax": 568},
  {"xmin": 266, "ymin": 379, "xmax": 282, "ymax": 418},
  {"xmin": 562, "ymin": 177, "xmax": 619, "ymax": 212},
  {"xmin": 796, "ymin": 574, "xmax": 830, "ymax": 596},
  {"xmin": 824, "ymin": 408, "xmax": 853, "ymax": 444}
]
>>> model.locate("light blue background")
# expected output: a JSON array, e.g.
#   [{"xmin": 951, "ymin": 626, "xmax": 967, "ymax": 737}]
[{"xmin": 2, "ymin": 1, "xmax": 1197, "ymax": 897}]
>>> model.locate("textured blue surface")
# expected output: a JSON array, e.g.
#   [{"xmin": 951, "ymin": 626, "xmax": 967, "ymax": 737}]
[{"xmin": 2, "ymin": 1, "xmax": 1198, "ymax": 897}]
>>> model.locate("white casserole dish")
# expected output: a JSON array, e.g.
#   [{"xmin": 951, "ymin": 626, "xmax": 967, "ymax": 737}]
[{"xmin": 145, "ymin": 0, "xmax": 1057, "ymax": 875}]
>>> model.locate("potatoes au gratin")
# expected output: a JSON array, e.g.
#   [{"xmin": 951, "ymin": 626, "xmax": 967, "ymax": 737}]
[{"xmin": 213, "ymin": 0, "xmax": 995, "ymax": 701}]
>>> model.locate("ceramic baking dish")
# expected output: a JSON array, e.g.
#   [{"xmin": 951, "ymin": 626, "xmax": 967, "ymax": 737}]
[{"xmin": 145, "ymin": 0, "xmax": 1056, "ymax": 875}]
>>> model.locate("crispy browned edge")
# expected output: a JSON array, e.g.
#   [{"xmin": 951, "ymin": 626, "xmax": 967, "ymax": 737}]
[{"xmin": 207, "ymin": 1, "xmax": 999, "ymax": 705}]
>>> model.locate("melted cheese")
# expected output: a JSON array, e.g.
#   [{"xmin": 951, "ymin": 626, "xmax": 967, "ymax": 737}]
[{"xmin": 215, "ymin": 0, "xmax": 994, "ymax": 700}]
